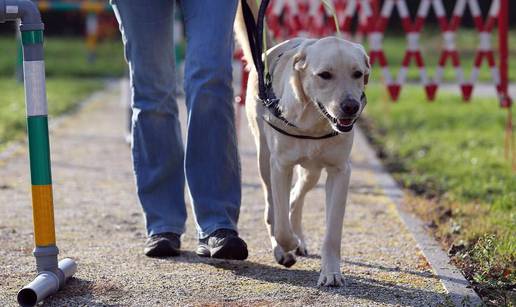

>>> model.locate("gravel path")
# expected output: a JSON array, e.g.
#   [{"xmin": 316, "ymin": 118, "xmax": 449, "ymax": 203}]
[{"xmin": 0, "ymin": 84, "xmax": 450, "ymax": 306}]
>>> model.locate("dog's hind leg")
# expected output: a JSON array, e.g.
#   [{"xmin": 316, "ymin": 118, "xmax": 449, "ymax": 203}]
[{"xmin": 290, "ymin": 166, "xmax": 321, "ymax": 256}]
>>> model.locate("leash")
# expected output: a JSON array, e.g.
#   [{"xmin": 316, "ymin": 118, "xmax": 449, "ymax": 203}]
[
  {"xmin": 241, "ymin": 0, "xmax": 344, "ymax": 139},
  {"xmin": 241, "ymin": 0, "xmax": 272, "ymax": 102},
  {"xmin": 321, "ymin": 0, "xmax": 341, "ymax": 36}
]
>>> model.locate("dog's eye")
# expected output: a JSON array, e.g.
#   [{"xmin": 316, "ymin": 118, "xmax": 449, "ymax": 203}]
[
  {"xmin": 353, "ymin": 71, "xmax": 363, "ymax": 79},
  {"xmin": 317, "ymin": 71, "xmax": 333, "ymax": 80}
]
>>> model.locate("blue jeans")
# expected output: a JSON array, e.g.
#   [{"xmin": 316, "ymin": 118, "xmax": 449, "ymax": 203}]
[{"xmin": 112, "ymin": 0, "xmax": 241, "ymax": 239}]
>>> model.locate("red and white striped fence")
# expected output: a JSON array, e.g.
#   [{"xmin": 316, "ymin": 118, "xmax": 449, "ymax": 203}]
[{"xmin": 237, "ymin": 0, "xmax": 511, "ymax": 108}]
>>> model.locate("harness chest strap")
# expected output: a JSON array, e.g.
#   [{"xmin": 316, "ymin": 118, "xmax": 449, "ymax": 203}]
[{"xmin": 262, "ymin": 109, "xmax": 339, "ymax": 139}]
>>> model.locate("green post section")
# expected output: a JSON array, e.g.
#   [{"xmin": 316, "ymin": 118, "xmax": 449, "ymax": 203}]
[
  {"xmin": 27, "ymin": 116, "xmax": 52, "ymax": 185},
  {"xmin": 21, "ymin": 30, "xmax": 44, "ymax": 45}
]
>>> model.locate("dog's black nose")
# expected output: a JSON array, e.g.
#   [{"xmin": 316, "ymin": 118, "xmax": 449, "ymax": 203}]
[{"xmin": 341, "ymin": 99, "xmax": 360, "ymax": 116}]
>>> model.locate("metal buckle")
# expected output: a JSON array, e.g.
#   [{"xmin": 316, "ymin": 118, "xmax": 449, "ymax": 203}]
[{"xmin": 263, "ymin": 97, "xmax": 280, "ymax": 108}]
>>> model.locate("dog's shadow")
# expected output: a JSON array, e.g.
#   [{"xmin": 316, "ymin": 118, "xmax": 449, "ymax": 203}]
[{"xmin": 166, "ymin": 251, "xmax": 448, "ymax": 306}]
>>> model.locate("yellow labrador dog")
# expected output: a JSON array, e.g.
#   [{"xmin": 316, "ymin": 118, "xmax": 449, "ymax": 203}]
[{"xmin": 235, "ymin": 1, "xmax": 370, "ymax": 287}]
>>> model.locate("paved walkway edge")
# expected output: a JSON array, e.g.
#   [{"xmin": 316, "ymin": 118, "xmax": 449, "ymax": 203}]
[{"xmin": 355, "ymin": 128, "xmax": 484, "ymax": 307}]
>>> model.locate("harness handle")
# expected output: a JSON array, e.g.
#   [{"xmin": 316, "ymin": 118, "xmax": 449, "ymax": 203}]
[{"xmin": 241, "ymin": 0, "xmax": 274, "ymax": 101}]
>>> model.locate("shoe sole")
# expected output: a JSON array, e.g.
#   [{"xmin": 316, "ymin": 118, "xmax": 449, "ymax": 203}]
[{"xmin": 144, "ymin": 240, "xmax": 180, "ymax": 258}]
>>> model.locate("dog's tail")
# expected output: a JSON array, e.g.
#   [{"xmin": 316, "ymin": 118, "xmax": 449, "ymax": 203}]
[{"xmin": 234, "ymin": 0, "xmax": 272, "ymax": 70}]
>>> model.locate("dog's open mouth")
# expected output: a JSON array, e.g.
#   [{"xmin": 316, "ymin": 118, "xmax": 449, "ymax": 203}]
[
  {"xmin": 337, "ymin": 118, "xmax": 354, "ymax": 127},
  {"xmin": 333, "ymin": 117, "xmax": 356, "ymax": 133},
  {"xmin": 316, "ymin": 101, "xmax": 357, "ymax": 133}
]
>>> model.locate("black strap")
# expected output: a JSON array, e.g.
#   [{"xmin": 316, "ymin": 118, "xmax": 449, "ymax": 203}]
[
  {"xmin": 241, "ymin": 0, "xmax": 268, "ymax": 99},
  {"xmin": 264, "ymin": 120, "xmax": 339, "ymax": 139},
  {"xmin": 241, "ymin": 0, "xmax": 277, "ymax": 104},
  {"xmin": 241, "ymin": 0, "xmax": 294, "ymax": 126},
  {"xmin": 241, "ymin": 1, "xmax": 261, "ymax": 81}
]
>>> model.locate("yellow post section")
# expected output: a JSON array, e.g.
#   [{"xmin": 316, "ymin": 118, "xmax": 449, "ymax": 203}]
[{"xmin": 31, "ymin": 184, "xmax": 56, "ymax": 246}]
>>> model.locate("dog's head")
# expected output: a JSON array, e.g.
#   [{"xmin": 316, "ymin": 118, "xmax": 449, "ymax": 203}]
[{"xmin": 293, "ymin": 37, "xmax": 370, "ymax": 133}]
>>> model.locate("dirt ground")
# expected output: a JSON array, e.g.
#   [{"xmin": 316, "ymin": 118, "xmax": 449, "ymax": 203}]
[{"xmin": 0, "ymin": 85, "xmax": 451, "ymax": 306}]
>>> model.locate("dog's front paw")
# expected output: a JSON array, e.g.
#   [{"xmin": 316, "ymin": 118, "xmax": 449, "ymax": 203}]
[
  {"xmin": 277, "ymin": 252, "xmax": 296, "ymax": 268},
  {"xmin": 273, "ymin": 245, "xmax": 296, "ymax": 268},
  {"xmin": 318, "ymin": 272, "xmax": 345, "ymax": 287}
]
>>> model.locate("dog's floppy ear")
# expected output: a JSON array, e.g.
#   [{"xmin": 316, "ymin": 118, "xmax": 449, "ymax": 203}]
[
  {"xmin": 293, "ymin": 52, "xmax": 307, "ymax": 71},
  {"xmin": 364, "ymin": 53, "xmax": 371, "ymax": 85},
  {"xmin": 293, "ymin": 40, "xmax": 316, "ymax": 71},
  {"xmin": 354, "ymin": 43, "xmax": 371, "ymax": 85}
]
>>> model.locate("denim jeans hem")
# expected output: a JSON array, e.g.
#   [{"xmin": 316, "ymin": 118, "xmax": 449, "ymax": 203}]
[{"xmin": 148, "ymin": 225, "xmax": 185, "ymax": 237}]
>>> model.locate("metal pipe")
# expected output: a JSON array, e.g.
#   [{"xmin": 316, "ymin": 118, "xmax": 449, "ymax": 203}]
[
  {"xmin": 17, "ymin": 258, "xmax": 78, "ymax": 307},
  {"xmin": 0, "ymin": 0, "xmax": 11, "ymax": 22},
  {"xmin": 17, "ymin": 271, "xmax": 59, "ymax": 307},
  {"xmin": 58, "ymin": 257, "xmax": 78, "ymax": 280},
  {"xmin": 1, "ymin": 1, "xmax": 77, "ymax": 306},
  {"xmin": 0, "ymin": 0, "xmax": 43, "ymax": 30}
]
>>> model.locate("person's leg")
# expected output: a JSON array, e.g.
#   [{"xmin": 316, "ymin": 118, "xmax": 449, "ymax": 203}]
[
  {"xmin": 112, "ymin": 0, "xmax": 187, "ymax": 237},
  {"xmin": 180, "ymin": 0, "xmax": 241, "ymax": 239}
]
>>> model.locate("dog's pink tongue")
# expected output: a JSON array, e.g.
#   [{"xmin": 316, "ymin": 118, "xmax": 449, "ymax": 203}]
[{"xmin": 338, "ymin": 119, "xmax": 353, "ymax": 126}]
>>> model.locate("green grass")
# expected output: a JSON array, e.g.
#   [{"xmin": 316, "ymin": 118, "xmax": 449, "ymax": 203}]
[
  {"xmin": 0, "ymin": 78, "xmax": 103, "ymax": 148},
  {"xmin": 0, "ymin": 36, "xmax": 126, "ymax": 78},
  {"xmin": 366, "ymin": 30, "xmax": 516, "ymax": 83},
  {"xmin": 0, "ymin": 36, "xmax": 123, "ymax": 147},
  {"xmin": 365, "ymin": 87, "xmax": 515, "ymax": 209},
  {"xmin": 362, "ymin": 84, "xmax": 515, "ymax": 305}
]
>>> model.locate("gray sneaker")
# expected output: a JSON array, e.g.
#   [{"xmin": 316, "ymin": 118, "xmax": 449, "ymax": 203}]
[{"xmin": 144, "ymin": 232, "xmax": 181, "ymax": 258}]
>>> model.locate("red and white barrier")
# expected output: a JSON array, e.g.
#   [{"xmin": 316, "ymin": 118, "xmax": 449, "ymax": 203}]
[{"xmin": 236, "ymin": 0, "xmax": 511, "ymax": 108}]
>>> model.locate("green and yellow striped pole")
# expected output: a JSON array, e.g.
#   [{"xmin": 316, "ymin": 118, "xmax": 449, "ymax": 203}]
[
  {"xmin": 1, "ymin": 1, "xmax": 76, "ymax": 306},
  {"xmin": 22, "ymin": 28, "xmax": 57, "ymax": 250},
  {"xmin": 21, "ymin": 30, "xmax": 75, "ymax": 281}
]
